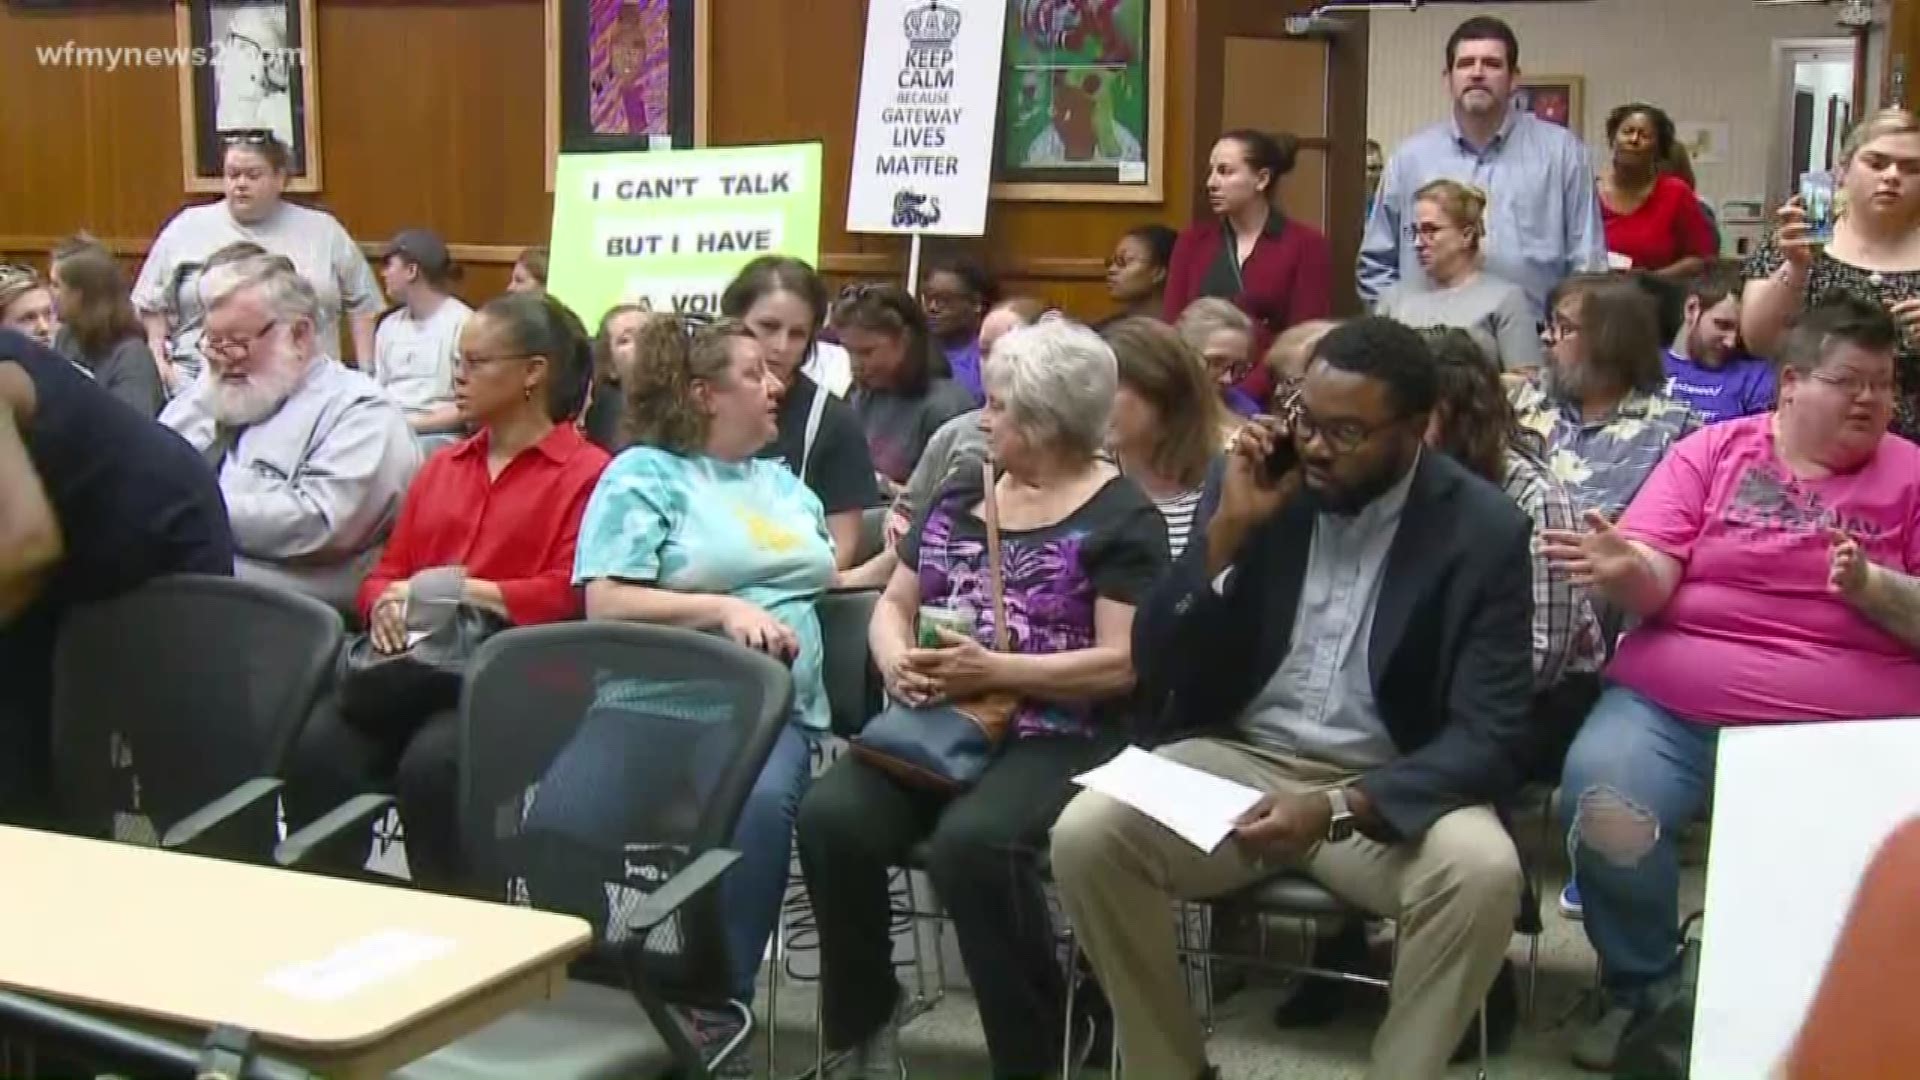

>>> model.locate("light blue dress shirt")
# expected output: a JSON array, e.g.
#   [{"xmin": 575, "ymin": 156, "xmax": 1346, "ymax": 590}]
[{"xmin": 1358, "ymin": 109, "xmax": 1607, "ymax": 324}]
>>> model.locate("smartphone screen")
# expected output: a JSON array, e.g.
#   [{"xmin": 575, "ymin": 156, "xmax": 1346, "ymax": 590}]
[{"xmin": 1800, "ymin": 171, "xmax": 1836, "ymax": 244}]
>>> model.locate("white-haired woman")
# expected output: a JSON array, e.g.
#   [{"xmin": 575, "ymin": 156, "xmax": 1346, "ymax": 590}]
[{"xmin": 796, "ymin": 320, "xmax": 1169, "ymax": 1078}]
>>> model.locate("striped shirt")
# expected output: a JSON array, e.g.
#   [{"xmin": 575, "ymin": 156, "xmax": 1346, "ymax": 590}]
[{"xmin": 1153, "ymin": 486, "xmax": 1204, "ymax": 561}]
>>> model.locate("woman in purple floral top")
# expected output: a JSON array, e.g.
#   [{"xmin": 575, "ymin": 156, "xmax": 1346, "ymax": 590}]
[{"xmin": 796, "ymin": 320, "xmax": 1168, "ymax": 1077}]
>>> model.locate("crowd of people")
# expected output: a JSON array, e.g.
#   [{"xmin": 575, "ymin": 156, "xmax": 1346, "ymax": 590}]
[{"xmin": 5, "ymin": 12, "xmax": 1920, "ymax": 1080}]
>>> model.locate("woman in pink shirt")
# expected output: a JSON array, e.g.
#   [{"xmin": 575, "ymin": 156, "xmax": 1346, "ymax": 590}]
[{"xmin": 1541, "ymin": 295, "xmax": 1920, "ymax": 1073}]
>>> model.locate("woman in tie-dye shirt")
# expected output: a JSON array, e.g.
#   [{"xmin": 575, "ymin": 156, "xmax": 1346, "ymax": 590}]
[{"xmin": 530, "ymin": 316, "xmax": 832, "ymax": 1064}]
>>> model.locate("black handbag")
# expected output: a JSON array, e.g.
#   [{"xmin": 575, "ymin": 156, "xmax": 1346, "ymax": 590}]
[{"xmin": 337, "ymin": 572, "xmax": 507, "ymax": 730}]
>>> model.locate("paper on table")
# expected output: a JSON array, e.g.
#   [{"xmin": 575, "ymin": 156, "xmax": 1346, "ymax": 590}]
[
  {"xmin": 1073, "ymin": 747, "xmax": 1265, "ymax": 853},
  {"xmin": 264, "ymin": 929, "xmax": 455, "ymax": 1003}
]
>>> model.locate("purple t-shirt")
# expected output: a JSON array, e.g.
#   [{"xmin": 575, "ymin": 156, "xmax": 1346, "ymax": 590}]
[
  {"xmin": 1663, "ymin": 350, "xmax": 1777, "ymax": 425},
  {"xmin": 945, "ymin": 340, "xmax": 985, "ymax": 405}
]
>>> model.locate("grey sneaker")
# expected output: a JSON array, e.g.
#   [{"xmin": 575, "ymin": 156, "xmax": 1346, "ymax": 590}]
[{"xmin": 1571, "ymin": 1003, "xmax": 1635, "ymax": 1072}]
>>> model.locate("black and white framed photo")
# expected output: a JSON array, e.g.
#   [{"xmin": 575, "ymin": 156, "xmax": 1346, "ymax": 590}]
[{"xmin": 174, "ymin": 0, "xmax": 321, "ymax": 193}]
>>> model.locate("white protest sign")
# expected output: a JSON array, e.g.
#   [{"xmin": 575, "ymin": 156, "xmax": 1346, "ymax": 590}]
[{"xmin": 846, "ymin": 0, "xmax": 1007, "ymax": 237}]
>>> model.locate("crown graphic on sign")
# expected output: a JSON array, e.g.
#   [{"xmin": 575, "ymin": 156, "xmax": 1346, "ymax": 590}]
[{"xmin": 904, "ymin": 0, "xmax": 961, "ymax": 50}]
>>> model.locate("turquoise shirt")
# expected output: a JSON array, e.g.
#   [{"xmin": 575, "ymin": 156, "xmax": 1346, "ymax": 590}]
[{"xmin": 574, "ymin": 446, "xmax": 835, "ymax": 732}]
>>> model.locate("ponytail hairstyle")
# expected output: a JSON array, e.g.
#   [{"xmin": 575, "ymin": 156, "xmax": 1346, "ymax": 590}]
[{"xmin": 473, "ymin": 291, "xmax": 595, "ymax": 422}]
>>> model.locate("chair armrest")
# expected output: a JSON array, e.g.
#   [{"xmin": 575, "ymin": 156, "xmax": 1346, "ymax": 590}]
[
  {"xmin": 631, "ymin": 848, "xmax": 742, "ymax": 932},
  {"xmin": 274, "ymin": 792, "xmax": 396, "ymax": 868},
  {"xmin": 160, "ymin": 777, "xmax": 285, "ymax": 859}
]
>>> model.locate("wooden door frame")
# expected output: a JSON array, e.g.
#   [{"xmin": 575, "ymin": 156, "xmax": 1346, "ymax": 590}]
[{"xmin": 1189, "ymin": 0, "xmax": 1370, "ymax": 315}]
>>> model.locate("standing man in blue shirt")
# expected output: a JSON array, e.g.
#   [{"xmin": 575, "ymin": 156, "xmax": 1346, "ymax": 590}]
[{"xmin": 1358, "ymin": 16, "xmax": 1606, "ymax": 323}]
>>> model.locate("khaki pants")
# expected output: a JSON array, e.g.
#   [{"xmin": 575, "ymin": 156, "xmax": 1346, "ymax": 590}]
[{"xmin": 1050, "ymin": 738, "xmax": 1521, "ymax": 1080}]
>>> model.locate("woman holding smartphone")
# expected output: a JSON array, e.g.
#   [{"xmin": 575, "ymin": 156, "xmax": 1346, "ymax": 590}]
[{"xmin": 1744, "ymin": 108, "xmax": 1920, "ymax": 439}]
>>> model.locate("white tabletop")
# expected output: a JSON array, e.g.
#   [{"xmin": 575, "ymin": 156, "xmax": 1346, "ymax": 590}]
[{"xmin": 1693, "ymin": 717, "xmax": 1920, "ymax": 1077}]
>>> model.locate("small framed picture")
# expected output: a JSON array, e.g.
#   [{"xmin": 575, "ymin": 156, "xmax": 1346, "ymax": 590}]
[
  {"xmin": 1514, "ymin": 75, "xmax": 1585, "ymax": 138},
  {"xmin": 543, "ymin": 0, "xmax": 711, "ymax": 192},
  {"xmin": 174, "ymin": 0, "xmax": 321, "ymax": 193}
]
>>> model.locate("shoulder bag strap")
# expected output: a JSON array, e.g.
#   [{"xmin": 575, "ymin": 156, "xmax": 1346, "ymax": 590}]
[
  {"xmin": 980, "ymin": 457, "xmax": 1009, "ymax": 651},
  {"xmin": 800, "ymin": 380, "xmax": 827, "ymax": 480}
]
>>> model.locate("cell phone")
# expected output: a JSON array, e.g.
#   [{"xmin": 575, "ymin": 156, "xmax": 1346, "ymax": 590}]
[
  {"xmin": 1799, "ymin": 171, "xmax": 1836, "ymax": 244},
  {"xmin": 1265, "ymin": 435, "xmax": 1299, "ymax": 481}
]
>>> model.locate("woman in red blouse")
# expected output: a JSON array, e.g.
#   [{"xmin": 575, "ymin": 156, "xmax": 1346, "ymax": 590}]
[
  {"xmin": 286, "ymin": 291, "xmax": 610, "ymax": 889},
  {"xmin": 1598, "ymin": 103, "xmax": 1717, "ymax": 279},
  {"xmin": 1164, "ymin": 128, "xmax": 1332, "ymax": 409}
]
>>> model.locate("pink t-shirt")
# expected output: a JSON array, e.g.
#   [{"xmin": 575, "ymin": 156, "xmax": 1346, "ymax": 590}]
[{"xmin": 1610, "ymin": 414, "xmax": 1920, "ymax": 724}]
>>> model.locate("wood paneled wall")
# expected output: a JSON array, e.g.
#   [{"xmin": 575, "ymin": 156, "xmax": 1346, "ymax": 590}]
[{"xmin": 0, "ymin": 0, "xmax": 1224, "ymax": 320}]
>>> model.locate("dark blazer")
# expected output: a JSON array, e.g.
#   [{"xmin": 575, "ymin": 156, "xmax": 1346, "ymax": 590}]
[
  {"xmin": 1133, "ymin": 451, "xmax": 1535, "ymax": 841},
  {"xmin": 1163, "ymin": 213, "xmax": 1332, "ymax": 407}
]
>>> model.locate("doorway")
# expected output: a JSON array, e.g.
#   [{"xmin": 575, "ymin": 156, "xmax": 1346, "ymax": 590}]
[{"xmin": 1772, "ymin": 37, "xmax": 1858, "ymax": 208}]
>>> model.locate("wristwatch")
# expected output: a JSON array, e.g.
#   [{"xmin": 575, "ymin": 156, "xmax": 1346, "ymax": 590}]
[{"xmin": 1326, "ymin": 787, "xmax": 1356, "ymax": 843}]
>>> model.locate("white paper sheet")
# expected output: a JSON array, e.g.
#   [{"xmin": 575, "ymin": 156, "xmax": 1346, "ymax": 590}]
[{"xmin": 1072, "ymin": 747, "xmax": 1265, "ymax": 853}]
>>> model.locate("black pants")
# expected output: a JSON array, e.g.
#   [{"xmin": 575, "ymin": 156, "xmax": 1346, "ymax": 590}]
[
  {"xmin": 1529, "ymin": 671, "xmax": 1603, "ymax": 784},
  {"xmin": 283, "ymin": 698, "xmax": 463, "ymax": 889},
  {"xmin": 796, "ymin": 733, "xmax": 1118, "ymax": 1077}
]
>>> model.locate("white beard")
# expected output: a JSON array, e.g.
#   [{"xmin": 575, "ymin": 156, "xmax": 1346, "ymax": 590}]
[{"xmin": 207, "ymin": 350, "xmax": 308, "ymax": 426}]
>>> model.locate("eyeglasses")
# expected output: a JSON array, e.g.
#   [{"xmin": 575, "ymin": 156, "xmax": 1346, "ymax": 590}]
[
  {"xmin": 1275, "ymin": 388, "xmax": 1395, "ymax": 456},
  {"xmin": 455, "ymin": 351, "xmax": 535, "ymax": 371},
  {"xmin": 1808, "ymin": 370, "xmax": 1899, "ymax": 398},
  {"xmin": 0, "ymin": 264, "xmax": 42, "ymax": 290},
  {"xmin": 202, "ymin": 319, "xmax": 279, "ymax": 361},
  {"xmin": 1545, "ymin": 317, "xmax": 1583, "ymax": 341},
  {"xmin": 1411, "ymin": 223, "xmax": 1457, "ymax": 241},
  {"xmin": 674, "ymin": 311, "xmax": 716, "ymax": 338},
  {"xmin": 222, "ymin": 129, "xmax": 276, "ymax": 146}
]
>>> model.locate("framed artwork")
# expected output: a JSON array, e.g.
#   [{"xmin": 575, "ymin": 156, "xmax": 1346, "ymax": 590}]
[
  {"xmin": 174, "ymin": 0, "xmax": 321, "ymax": 193},
  {"xmin": 1514, "ymin": 74, "xmax": 1584, "ymax": 138},
  {"xmin": 991, "ymin": 0, "xmax": 1166, "ymax": 203},
  {"xmin": 1826, "ymin": 95, "xmax": 1853, "ymax": 170},
  {"xmin": 544, "ymin": 0, "xmax": 710, "ymax": 192}
]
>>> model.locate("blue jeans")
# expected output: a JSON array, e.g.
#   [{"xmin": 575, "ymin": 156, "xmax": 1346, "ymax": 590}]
[
  {"xmin": 1558, "ymin": 686, "xmax": 1718, "ymax": 1000},
  {"xmin": 522, "ymin": 707, "xmax": 815, "ymax": 1003}
]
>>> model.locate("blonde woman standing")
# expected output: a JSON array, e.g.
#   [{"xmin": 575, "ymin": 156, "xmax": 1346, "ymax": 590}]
[
  {"xmin": 1745, "ymin": 107, "xmax": 1920, "ymax": 440},
  {"xmin": 1375, "ymin": 179, "xmax": 1543, "ymax": 373}
]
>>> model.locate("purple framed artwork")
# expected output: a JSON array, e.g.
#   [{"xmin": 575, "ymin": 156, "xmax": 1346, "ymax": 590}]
[{"xmin": 545, "ymin": 0, "xmax": 707, "ymax": 187}]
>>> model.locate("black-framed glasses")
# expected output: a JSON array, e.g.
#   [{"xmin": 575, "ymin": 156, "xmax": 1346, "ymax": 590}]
[
  {"xmin": 0, "ymin": 263, "xmax": 41, "ymax": 290},
  {"xmin": 202, "ymin": 319, "xmax": 279, "ymax": 362},
  {"xmin": 1275, "ymin": 389, "xmax": 1396, "ymax": 456},
  {"xmin": 674, "ymin": 310, "xmax": 716, "ymax": 338}
]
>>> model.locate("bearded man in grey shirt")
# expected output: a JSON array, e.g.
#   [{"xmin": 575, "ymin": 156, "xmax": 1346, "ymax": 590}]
[{"xmin": 161, "ymin": 256, "xmax": 417, "ymax": 612}]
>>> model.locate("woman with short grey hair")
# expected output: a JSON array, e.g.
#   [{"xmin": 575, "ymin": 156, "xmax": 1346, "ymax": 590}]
[
  {"xmin": 983, "ymin": 317, "xmax": 1119, "ymax": 460},
  {"xmin": 796, "ymin": 317, "xmax": 1170, "ymax": 1078}
]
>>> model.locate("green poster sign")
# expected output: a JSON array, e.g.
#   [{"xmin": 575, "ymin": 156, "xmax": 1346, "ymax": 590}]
[{"xmin": 548, "ymin": 142, "xmax": 824, "ymax": 332}]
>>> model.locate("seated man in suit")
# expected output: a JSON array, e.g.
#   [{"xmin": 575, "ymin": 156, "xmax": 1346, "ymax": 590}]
[
  {"xmin": 161, "ymin": 254, "xmax": 419, "ymax": 611},
  {"xmin": 1051, "ymin": 317, "xmax": 1535, "ymax": 1080},
  {"xmin": 0, "ymin": 330, "xmax": 234, "ymax": 826}
]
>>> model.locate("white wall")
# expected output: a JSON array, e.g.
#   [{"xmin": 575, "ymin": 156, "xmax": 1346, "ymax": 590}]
[
  {"xmin": 1365, "ymin": 0, "xmax": 1880, "ymax": 217},
  {"xmin": 1798, "ymin": 58, "xmax": 1857, "ymax": 173}
]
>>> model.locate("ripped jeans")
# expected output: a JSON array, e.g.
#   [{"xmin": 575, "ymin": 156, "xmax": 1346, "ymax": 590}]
[{"xmin": 1558, "ymin": 685, "xmax": 1719, "ymax": 1002}]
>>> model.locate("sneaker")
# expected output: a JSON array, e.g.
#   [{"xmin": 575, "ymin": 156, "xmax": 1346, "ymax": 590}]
[
  {"xmin": 1571, "ymin": 1003, "xmax": 1635, "ymax": 1073},
  {"xmin": 1559, "ymin": 880, "xmax": 1584, "ymax": 920},
  {"xmin": 679, "ymin": 1006, "xmax": 752, "ymax": 1078}
]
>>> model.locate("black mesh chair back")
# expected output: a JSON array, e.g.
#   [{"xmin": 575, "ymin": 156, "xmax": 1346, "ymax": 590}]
[
  {"xmin": 817, "ymin": 588, "xmax": 881, "ymax": 739},
  {"xmin": 49, "ymin": 574, "xmax": 343, "ymax": 848},
  {"xmin": 455, "ymin": 622, "xmax": 793, "ymax": 1008}
]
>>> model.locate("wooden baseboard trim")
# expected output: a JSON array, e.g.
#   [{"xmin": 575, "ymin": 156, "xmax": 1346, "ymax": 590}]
[{"xmin": 1, "ymin": 238, "xmax": 1109, "ymax": 284}]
